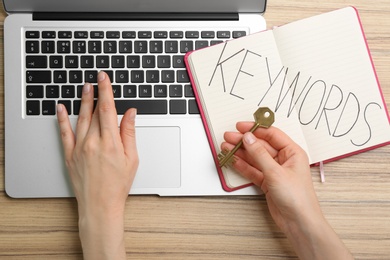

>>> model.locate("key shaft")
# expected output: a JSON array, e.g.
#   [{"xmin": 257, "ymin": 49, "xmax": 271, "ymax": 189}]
[{"xmin": 218, "ymin": 107, "xmax": 274, "ymax": 167}]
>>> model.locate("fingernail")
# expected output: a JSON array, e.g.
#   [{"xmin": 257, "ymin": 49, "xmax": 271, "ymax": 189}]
[
  {"xmin": 129, "ymin": 108, "xmax": 137, "ymax": 121},
  {"xmin": 243, "ymin": 132, "xmax": 256, "ymax": 145},
  {"xmin": 97, "ymin": 71, "xmax": 106, "ymax": 82},
  {"xmin": 83, "ymin": 83, "xmax": 91, "ymax": 93},
  {"xmin": 57, "ymin": 104, "xmax": 63, "ymax": 113}
]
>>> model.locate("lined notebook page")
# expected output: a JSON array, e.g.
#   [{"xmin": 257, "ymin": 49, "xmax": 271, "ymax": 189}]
[
  {"xmin": 273, "ymin": 7, "xmax": 390, "ymax": 163},
  {"xmin": 187, "ymin": 31, "xmax": 309, "ymax": 188}
]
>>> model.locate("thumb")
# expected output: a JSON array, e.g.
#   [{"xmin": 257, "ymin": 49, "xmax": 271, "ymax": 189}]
[
  {"xmin": 242, "ymin": 132, "xmax": 280, "ymax": 176},
  {"xmin": 120, "ymin": 108, "xmax": 138, "ymax": 162}
]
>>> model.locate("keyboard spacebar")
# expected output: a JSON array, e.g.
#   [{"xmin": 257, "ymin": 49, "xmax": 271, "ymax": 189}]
[{"xmin": 115, "ymin": 100, "xmax": 167, "ymax": 115}]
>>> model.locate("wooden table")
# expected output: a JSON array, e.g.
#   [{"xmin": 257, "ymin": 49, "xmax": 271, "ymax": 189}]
[{"xmin": 1, "ymin": 0, "xmax": 389, "ymax": 259}]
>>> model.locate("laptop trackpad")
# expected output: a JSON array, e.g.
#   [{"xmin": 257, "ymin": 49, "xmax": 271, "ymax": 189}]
[{"xmin": 132, "ymin": 126, "xmax": 181, "ymax": 188}]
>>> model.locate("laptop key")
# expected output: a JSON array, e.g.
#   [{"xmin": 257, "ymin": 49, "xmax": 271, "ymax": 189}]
[
  {"xmin": 112, "ymin": 56, "xmax": 125, "ymax": 68},
  {"xmin": 211, "ymin": 40, "xmax": 223, "ymax": 46},
  {"xmin": 112, "ymin": 85, "xmax": 121, "ymax": 97},
  {"xmin": 157, "ymin": 55, "xmax": 171, "ymax": 68},
  {"xmin": 170, "ymin": 31, "xmax": 183, "ymax": 39},
  {"xmin": 85, "ymin": 70, "xmax": 98, "ymax": 83},
  {"xmin": 25, "ymin": 31, "xmax": 40, "ymax": 39},
  {"xmin": 96, "ymin": 55, "xmax": 110, "ymax": 68},
  {"xmin": 134, "ymin": 41, "xmax": 148, "ymax": 53},
  {"xmin": 75, "ymin": 31, "xmax": 88, "ymax": 38},
  {"xmin": 142, "ymin": 56, "xmax": 155, "ymax": 68},
  {"xmin": 26, "ymin": 56, "xmax": 47, "ymax": 68},
  {"xmin": 201, "ymin": 31, "xmax": 215, "ymax": 38},
  {"xmin": 217, "ymin": 31, "xmax": 231, "ymax": 38},
  {"xmin": 154, "ymin": 31, "xmax": 168, "ymax": 38},
  {"xmin": 170, "ymin": 100, "xmax": 186, "ymax": 114},
  {"xmin": 42, "ymin": 31, "xmax": 56, "ymax": 38},
  {"xmin": 26, "ymin": 71, "xmax": 51, "ymax": 83},
  {"xmin": 104, "ymin": 41, "xmax": 117, "ymax": 53},
  {"xmin": 73, "ymin": 41, "xmax": 87, "ymax": 53},
  {"xmin": 165, "ymin": 41, "xmax": 178, "ymax": 53},
  {"xmin": 106, "ymin": 31, "xmax": 120, "ymax": 39},
  {"xmin": 62, "ymin": 85, "xmax": 75, "ymax": 98},
  {"xmin": 150, "ymin": 41, "xmax": 163, "ymax": 53},
  {"xmin": 185, "ymin": 31, "xmax": 199, "ymax": 39},
  {"xmin": 46, "ymin": 85, "xmax": 60, "ymax": 98},
  {"xmin": 180, "ymin": 41, "xmax": 193, "ymax": 53},
  {"xmin": 58, "ymin": 100, "xmax": 72, "ymax": 115},
  {"xmin": 88, "ymin": 41, "xmax": 102, "ymax": 53},
  {"xmin": 139, "ymin": 85, "xmax": 152, "ymax": 97},
  {"xmin": 81, "ymin": 56, "xmax": 94, "ymax": 68},
  {"xmin": 127, "ymin": 56, "xmax": 140, "ymax": 68},
  {"xmin": 57, "ymin": 41, "xmax": 71, "ymax": 53},
  {"xmin": 26, "ymin": 86, "xmax": 44, "ymax": 98},
  {"xmin": 138, "ymin": 31, "xmax": 152, "ymax": 39},
  {"xmin": 49, "ymin": 56, "xmax": 63, "ymax": 68},
  {"xmin": 169, "ymin": 85, "xmax": 182, "ymax": 97},
  {"xmin": 161, "ymin": 70, "xmax": 175, "ymax": 83},
  {"xmin": 115, "ymin": 70, "xmax": 129, "ymax": 83},
  {"xmin": 195, "ymin": 40, "xmax": 208, "ymax": 50},
  {"xmin": 173, "ymin": 55, "xmax": 185, "ymax": 68},
  {"xmin": 58, "ymin": 31, "xmax": 72, "ymax": 39},
  {"xmin": 146, "ymin": 70, "xmax": 159, "ymax": 83},
  {"xmin": 184, "ymin": 84, "xmax": 195, "ymax": 97},
  {"xmin": 65, "ymin": 56, "xmax": 79, "ymax": 68},
  {"xmin": 54, "ymin": 71, "xmax": 67, "ymax": 83},
  {"xmin": 188, "ymin": 99, "xmax": 200, "ymax": 114},
  {"xmin": 91, "ymin": 31, "xmax": 104, "ymax": 38},
  {"xmin": 122, "ymin": 31, "xmax": 136, "ymax": 39},
  {"xmin": 177, "ymin": 70, "xmax": 189, "ymax": 83},
  {"xmin": 119, "ymin": 41, "xmax": 132, "ymax": 53},
  {"xmin": 26, "ymin": 101, "xmax": 40, "ymax": 115},
  {"xmin": 42, "ymin": 100, "xmax": 56, "ymax": 115},
  {"xmin": 26, "ymin": 41, "xmax": 39, "ymax": 53},
  {"xmin": 131, "ymin": 70, "xmax": 144, "ymax": 83},
  {"xmin": 115, "ymin": 100, "xmax": 167, "ymax": 114},
  {"xmin": 154, "ymin": 85, "xmax": 167, "ymax": 97},
  {"xmin": 123, "ymin": 85, "xmax": 137, "ymax": 97},
  {"xmin": 233, "ymin": 31, "xmax": 246, "ymax": 38},
  {"xmin": 41, "ymin": 41, "xmax": 55, "ymax": 53}
]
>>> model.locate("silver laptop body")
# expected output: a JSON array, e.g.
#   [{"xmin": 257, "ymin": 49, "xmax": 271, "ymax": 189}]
[{"xmin": 4, "ymin": 0, "xmax": 267, "ymax": 198}]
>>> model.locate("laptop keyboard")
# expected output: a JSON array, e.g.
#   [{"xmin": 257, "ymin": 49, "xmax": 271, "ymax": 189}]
[{"xmin": 24, "ymin": 28, "xmax": 246, "ymax": 116}]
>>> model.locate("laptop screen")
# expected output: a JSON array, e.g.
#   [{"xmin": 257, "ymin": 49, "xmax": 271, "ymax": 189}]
[{"xmin": 4, "ymin": 0, "xmax": 266, "ymax": 13}]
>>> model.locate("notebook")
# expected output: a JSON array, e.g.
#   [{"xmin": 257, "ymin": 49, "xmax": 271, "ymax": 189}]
[
  {"xmin": 3, "ymin": 0, "xmax": 267, "ymax": 198},
  {"xmin": 185, "ymin": 7, "xmax": 390, "ymax": 191}
]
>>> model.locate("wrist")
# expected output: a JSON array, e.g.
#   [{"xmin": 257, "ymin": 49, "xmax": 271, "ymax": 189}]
[
  {"xmin": 78, "ymin": 206, "xmax": 126, "ymax": 260},
  {"xmin": 284, "ymin": 211, "xmax": 353, "ymax": 260}
]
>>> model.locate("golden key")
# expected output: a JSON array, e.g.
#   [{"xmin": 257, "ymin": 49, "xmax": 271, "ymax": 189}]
[{"xmin": 218, "ymin": 107, "xmax": 275, "ymax": 168}]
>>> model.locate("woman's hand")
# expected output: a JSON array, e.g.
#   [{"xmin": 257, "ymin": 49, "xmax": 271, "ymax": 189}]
[
  {"xmin": 57, "ymin": 71, "xmax": 138, "ymax": 260},
  {"xmin": 223, "ymin": 123, "xmax": 353, "ymax": 260}
]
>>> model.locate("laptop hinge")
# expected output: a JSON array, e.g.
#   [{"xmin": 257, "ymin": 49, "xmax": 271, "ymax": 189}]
[{"xmin": 33, "ymin": 12, "xmax": 239, "ymax": 21}]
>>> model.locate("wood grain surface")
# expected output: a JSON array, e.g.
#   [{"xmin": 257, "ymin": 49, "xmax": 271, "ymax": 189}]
[{"xmin": 0, "ymin": 0, "xmax": 389, "ymax": 259}]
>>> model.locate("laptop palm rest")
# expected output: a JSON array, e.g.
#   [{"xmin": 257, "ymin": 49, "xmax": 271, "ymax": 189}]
[{"xmin": 132, "ymin": 126, "xmax": 181, "ymax": 188}]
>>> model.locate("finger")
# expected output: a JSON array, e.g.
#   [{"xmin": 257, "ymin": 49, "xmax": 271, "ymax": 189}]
[
  {"xmin": 96, "ymin": 71, "xmax": 118, "ymax": 136},
  {"xmin": 223, "ymin": 131, "xmax": 278, "ymax": 157},
  {"xmin": 231, "ymin": 155, "xmax": 265, "ymax": 187},
  {"xmin": 120, "ymin": 108, "xmax": 139, "ymax": 164},
  {"xmin": 236, "ymin": 122, "xmax": 295, "ymax": 151},
  {"xmin": 242, "ymin": 132, "xmax": 282, "ymax": 175},
  {"xmin": 75, "ymin": 83, "xmax": 94, "ymax": 139},
  {"xmin": 57, "ymin": 104, "xmax": 75, "ymax": 161}
]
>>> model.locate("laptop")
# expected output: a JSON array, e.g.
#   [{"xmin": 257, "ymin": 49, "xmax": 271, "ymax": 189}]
[{"xmin": 3, "ymin": 0, "xmax": 267, "ymax": 198}]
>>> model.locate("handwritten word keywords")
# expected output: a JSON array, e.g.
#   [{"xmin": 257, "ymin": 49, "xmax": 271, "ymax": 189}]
[{"xmin": 208, "ymin": 44, "xmax": 382, "ymax": 146}]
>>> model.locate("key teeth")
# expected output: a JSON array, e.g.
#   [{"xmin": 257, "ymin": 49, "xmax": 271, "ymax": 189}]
[{"xmin": 218, "ymin": 149, "xmax": 236, "ymax": 168}]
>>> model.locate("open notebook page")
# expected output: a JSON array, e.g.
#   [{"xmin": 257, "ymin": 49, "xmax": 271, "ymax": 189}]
[
  {"xmin": 188, "ymin": 30, "xmax": 309, "ymax": 187},
  {"xmin": 272, "ymin": 7, "xmax": 390, "ymax": 163}
]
